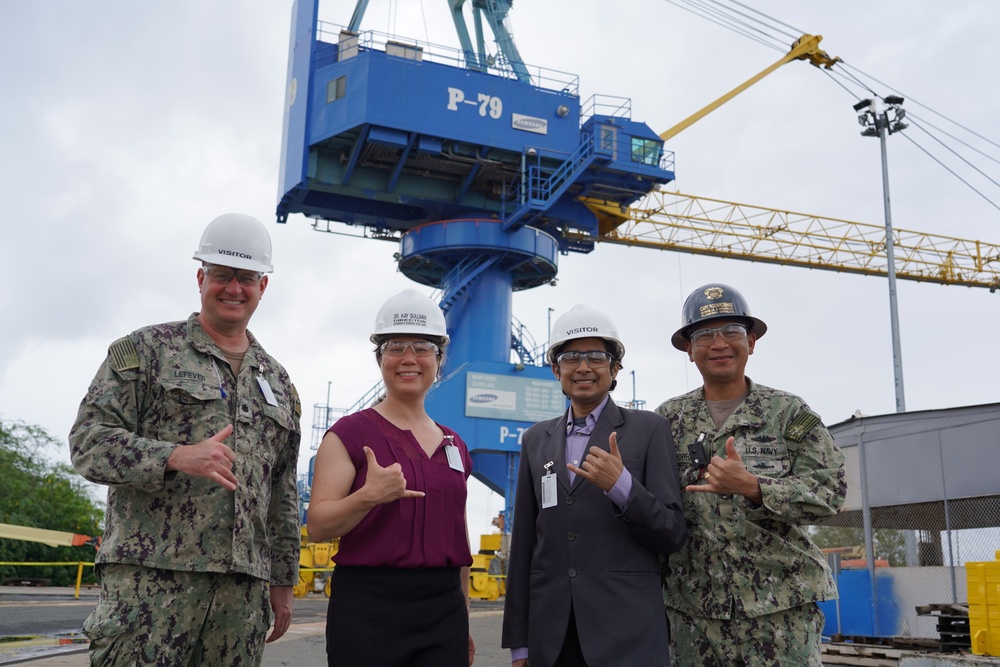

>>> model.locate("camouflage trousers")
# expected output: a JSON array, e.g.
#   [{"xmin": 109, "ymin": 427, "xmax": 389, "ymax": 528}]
[
  {"xmin": 83, "ymin": 564, "xmax": 272, "ymax": 667},
  {"xmin": 667, "ymin": 602, "xmax": 824, "ymax": 667}
]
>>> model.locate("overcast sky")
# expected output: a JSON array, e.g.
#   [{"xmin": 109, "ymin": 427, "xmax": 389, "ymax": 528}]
[{"xmin": 3, "ymin": 1, "xmax": 999, "ymax": 538}]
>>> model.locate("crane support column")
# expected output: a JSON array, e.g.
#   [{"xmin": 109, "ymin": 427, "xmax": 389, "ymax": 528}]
[{"xmin": 398, "ymin": 219, "xmax": 565, "ymax": 530}]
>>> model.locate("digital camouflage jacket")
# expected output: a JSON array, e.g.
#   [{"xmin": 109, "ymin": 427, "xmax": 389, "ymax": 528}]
[
  {"xmin": 655, "ymin": 380, "xmax": 846, "ymax": 618},
  {"xmin": 69, "ymin": 314, "xmax": 301, "ymax": 585}
]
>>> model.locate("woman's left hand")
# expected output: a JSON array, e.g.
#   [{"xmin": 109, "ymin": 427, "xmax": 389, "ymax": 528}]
[{"xmin": 468, "ymin": 631, "xmax": 476, "ymax": 665}]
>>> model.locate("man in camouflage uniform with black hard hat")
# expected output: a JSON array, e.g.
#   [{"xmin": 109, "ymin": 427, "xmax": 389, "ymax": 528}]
[
  {"xmin": 69, "ymin": 213, "xmax": 301, "ymax": 667},
  {"xmin": 656, "ymin": 283, "xmax": 846, "ymax": 666}
]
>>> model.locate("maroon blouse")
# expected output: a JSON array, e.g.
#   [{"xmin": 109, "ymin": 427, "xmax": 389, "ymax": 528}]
[{"xmin": 328, "ymin": 408, "xmax": 473, "ymax": 568}]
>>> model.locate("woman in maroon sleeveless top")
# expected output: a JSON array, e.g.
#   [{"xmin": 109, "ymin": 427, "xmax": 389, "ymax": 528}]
[{"xmin": 308, "ymin": 290, "xmax": 475, "ymax": 667}]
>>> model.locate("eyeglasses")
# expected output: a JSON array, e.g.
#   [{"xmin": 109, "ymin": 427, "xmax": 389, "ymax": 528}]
[
  {"xmin": 203, "ymin": 265, "xmax": 263, "ymax": 286},
  {"xmin": 380, "ymin": 340, "xmax": 441, "ymax": 357},
  {"xmin": 688, "ymin": 323, "xmax": 748, "ymax": 347},
  {"xmin": 555, "ymin": 350, "xmax": 614, "ymax": 368}
]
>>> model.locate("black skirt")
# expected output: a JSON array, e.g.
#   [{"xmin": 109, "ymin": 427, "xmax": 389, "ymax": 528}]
[{"xmin": 326, "ymin": 566, "xmax": 469, "ymax": 667}]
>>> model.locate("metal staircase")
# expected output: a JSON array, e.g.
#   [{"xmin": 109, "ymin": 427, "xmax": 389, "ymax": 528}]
[{"xmin": 502, "ymin": 133, "xmax": 599, "ymax": 232}]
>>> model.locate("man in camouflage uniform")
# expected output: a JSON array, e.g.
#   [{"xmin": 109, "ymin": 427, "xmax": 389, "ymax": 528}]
[
  {"xmin": 656, "ymin": 283, "xmax": 846, "ymax": 667},
  {"xmin": 69, "ymin": 213, "xmax": 301, "ymax": 667}
]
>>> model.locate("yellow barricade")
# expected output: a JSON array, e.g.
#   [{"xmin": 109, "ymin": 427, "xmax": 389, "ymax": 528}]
[{"xmin": 0, "ymin": 561, "xmax": 95, "ymax": 599}]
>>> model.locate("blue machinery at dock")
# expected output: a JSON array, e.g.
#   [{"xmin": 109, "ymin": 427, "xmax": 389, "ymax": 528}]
[{"xmin": 278, "ymin": 0, "xmax": 674, "ymax": 528}]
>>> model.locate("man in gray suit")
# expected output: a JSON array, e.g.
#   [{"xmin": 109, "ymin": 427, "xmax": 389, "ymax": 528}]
[{"xmin": 502, "ymin": 304, "xmax": 688, "ymax": 667}]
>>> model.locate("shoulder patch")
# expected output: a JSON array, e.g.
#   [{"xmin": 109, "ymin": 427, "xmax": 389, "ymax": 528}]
[
  {"xmin": 784, "ymin": 410, "xmax": 821, "ymax": 442},
  {"xmin": 291, "ymin": 385, "xmax": 302, "ymax": 420},
  {"xmin": 108, "ymin": 337, "xmax": 139, "ymax": 372}
]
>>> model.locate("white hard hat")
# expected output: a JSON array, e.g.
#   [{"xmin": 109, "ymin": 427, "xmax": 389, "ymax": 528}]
[
  {"xmin": 193, "ymin": 213, "xmax": 274, "ymax": 273},
  {"xmin": 370, "ymin": 289, "xmax": 450, "ymax": 344},
  {"xmin": 547, "ymin": 304, "xmax": 625, "ymax": 363}
]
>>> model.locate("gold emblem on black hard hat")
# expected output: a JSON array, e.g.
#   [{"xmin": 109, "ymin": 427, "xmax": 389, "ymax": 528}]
[{"xmin": 704, "ymin": 287, "xmax": 724, "ymax": 299}]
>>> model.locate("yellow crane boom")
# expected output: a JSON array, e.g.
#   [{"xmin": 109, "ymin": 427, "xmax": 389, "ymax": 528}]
[
  {"xmin": 627, "ymin": 29, "xmax": 999, "ymax": 291},
  {"xmin": 0, "ymin": 522, "xmax": 100, "ymax": 549},
  {"xmin": 581, "ymin": 191, "xmax": 1000, "ymax": 291},
  {"xmin": 659, "ymin": 34, "xmax": 841, "ymax": 142}
]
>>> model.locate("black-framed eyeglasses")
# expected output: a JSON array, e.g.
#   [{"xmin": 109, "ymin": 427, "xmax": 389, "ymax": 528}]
[
  {"xmin": 203, "ymin": 264, "xmax": 263, "ymax": 286},
  {"xmin": 555, "ymin": 350, "xmax": 613, "ymax": 368}
]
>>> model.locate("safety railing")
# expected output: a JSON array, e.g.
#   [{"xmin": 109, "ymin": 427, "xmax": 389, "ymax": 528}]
[
  {"xmin": 316, "ymin": 22, "xmax": 580, "ymax": 94},
  {"xmin": 0, "ymin": 561, "xmax": 95, "ymax": 599}
]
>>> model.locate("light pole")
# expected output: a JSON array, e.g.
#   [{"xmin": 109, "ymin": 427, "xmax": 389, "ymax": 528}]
[
  {"xmin": 855, "ymin": 95, "xmax": 908, "ymax": 413},
  {"xmin": 546, "ymin": 307, "xmax": 555, "ymax": 358}
]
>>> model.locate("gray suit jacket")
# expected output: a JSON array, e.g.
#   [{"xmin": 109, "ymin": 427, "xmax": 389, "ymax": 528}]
[{"xmin": 502, "ymin": 400, "xmax": 687, "ymax": 667}]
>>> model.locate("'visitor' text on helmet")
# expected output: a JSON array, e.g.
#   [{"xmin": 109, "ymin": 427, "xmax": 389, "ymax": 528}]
[
  {"xmin": 671, "ymin": 283, "xmax": 767, "ymax": 350},
  {"xmin": 370, "ymin": 289, "xmax": 450, "ymax": 345},
  {"xmin": 547, "ymin": 304, "xmax": 625, "ymax": 364},
  {"xmin": 193, "ymin": 213, "xmax": 274, "ymax": 273}
]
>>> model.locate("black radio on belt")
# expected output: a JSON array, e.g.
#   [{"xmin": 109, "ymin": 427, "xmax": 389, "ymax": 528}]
[{"xmin": 688, "ymin": 439, "xmax": 709, "ymax": 468}]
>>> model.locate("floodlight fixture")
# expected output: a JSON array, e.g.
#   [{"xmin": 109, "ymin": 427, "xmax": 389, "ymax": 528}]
[
  {"xmin": 853, "ymin": 98, "xmax": 872, "ymax": 112},
  {"xmin": 884, "ymin": 95, "xmax": 905, "ymax": 106}
]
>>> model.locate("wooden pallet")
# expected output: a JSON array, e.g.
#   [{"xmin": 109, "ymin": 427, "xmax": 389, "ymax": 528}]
[
  {"xmin": 917, "ymin": 602, "xmax": 971, "ymax": 652},
  {"xmin": 822, "ymin": 642, "xmax": 905, "ymax": 666}
]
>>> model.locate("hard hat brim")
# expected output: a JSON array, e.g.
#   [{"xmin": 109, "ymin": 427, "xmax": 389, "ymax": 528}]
[{"xmin": 193, "ymin": 253, "xmax": 273, "ymax": 273}]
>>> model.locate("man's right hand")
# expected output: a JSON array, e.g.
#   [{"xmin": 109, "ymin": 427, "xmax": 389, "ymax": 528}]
[{"xmin": 166, "ymin": 424, "xmax": 239, "ymax": 490}]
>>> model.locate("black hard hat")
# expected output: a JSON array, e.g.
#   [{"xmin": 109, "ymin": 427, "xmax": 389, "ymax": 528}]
[{"xmin": 671, "ymin": 283, "xmax": 767, "ymax": 351}]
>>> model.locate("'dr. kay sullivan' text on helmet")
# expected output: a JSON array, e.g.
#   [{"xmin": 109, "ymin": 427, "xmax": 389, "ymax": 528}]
[{"xmin": 370, "ymin": 289, "xmax": 450, "ymax": 345}]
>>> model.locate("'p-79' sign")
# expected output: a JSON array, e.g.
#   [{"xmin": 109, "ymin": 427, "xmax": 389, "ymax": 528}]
[{"xmin": 447, "ymin": 87, "xmax": 503, "ymax": 119}]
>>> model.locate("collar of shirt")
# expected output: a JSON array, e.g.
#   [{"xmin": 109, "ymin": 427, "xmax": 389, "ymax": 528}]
[
  {"xmin": 565, "ymin": 395, "xmax": 610, "ymax": 482},
  {"xmin": 565, "ymin": 394, "xmax": 610, "ymax": 437}
]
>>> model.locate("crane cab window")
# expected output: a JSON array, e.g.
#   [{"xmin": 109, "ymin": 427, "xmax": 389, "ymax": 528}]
[{"xmin": 631, "ymin": 137, "xmax": 661, "ymax": 166}]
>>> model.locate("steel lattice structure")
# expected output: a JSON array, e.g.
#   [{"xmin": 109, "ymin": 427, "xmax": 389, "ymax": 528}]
[{"xmin": 583, "ymin": 190, "xmax": 1000, "ymax": 291}]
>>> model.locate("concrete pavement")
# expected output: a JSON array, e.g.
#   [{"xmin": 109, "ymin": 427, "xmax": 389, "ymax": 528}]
[
  {"xmin": 7, "ymin": 586, "xmax": 989, "ymax": 666},
  {"xmin": 0, "ymin": 586, "xmax": 511, "ymax": 667},
  {"xmin": 9, "ymin": 614, "xmax": 511, "ymax": 667}
]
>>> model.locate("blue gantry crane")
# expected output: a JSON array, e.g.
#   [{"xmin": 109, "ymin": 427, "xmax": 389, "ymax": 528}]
[{"xmin": 277, "ymin": 0, "xmax": 674, "ymax": 529}]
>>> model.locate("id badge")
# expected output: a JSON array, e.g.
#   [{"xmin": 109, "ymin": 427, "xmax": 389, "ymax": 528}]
[
  {"xmin": 256, "ymin": 375, "xmax": 278, "ymax": 406},
  {"xmin": 445, "ymin": 444, "xmax": 465, "ymax": 472},
  {"xmin": 541, "ymin": 461, "xmax": 557, "ymax": 509}
]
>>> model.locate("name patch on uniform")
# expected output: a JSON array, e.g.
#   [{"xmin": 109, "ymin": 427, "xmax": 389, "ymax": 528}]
[
  {"xmin": 784, "ymin": 411, "xmax": 821, "ymax": 442},
  {"xmin": 744, "ymin": 445, "xmax": 781, "ymax": 457},
  {"xmin": 174, "ymin": 370, "xmax": 206, "ymax": 382},
  {"xmin": 108, "ymin": 338, "xmax": 139, "ymax": 372}
]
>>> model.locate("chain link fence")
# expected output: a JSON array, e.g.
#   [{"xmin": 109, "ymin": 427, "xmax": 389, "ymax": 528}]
[{"xmin": 808, "ymin": 404, "xmax": 1000, "ymax": 645}]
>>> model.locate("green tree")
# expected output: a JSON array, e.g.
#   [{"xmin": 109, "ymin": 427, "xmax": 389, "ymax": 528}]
[
  {"xmin": 810, "ymin": 524, "xmax": 909, "ymax": 567},
  {"xmin": 0, "ymin": 418, "xmax": 104, "ymax": 586}
]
